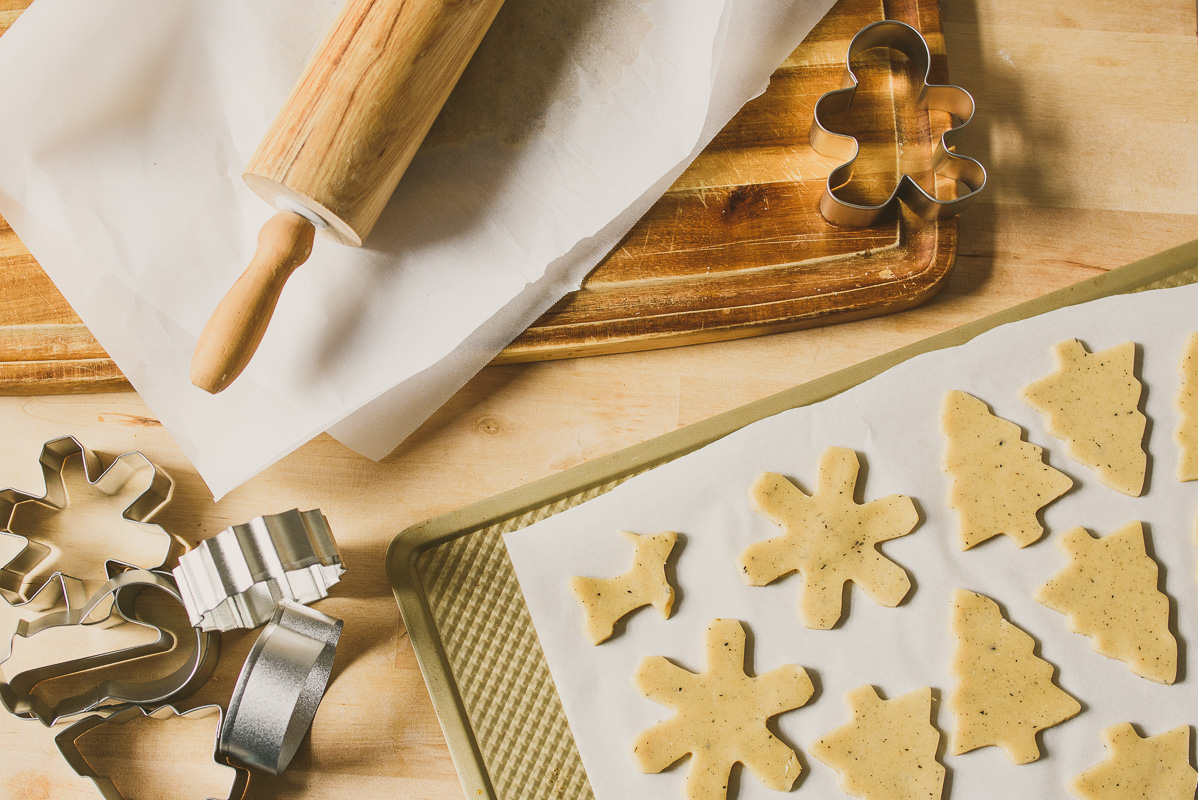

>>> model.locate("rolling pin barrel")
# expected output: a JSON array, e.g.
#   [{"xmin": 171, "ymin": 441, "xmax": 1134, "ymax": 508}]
[{"xmin": 191, "ymin": 0, "xmax": 507, "ymax": 393}]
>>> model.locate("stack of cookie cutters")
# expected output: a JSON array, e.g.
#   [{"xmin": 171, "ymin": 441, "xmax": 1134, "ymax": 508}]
[
  {"xmin": 0, "ymin": 437, "xmax": 348, "ymax": 797},
  {"xmin": 809, "ymin": 19, "xmax": 987, "ymax": 227}
]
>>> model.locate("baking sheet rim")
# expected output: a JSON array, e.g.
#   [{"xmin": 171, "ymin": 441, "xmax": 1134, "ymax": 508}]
[{"xmin": 385, "ymin": 236, "xmax": 1198, "ymax": 800}]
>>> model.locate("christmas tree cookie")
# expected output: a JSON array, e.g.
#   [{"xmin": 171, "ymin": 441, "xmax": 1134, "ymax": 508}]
[
  {"xmin": 948, "ymin": 589, "xmax": 1080, "ymax": 764},
  {"xmin": 1036, "ymin": 521, "xmax": 1176, "ymax": 684},
  {"xmin": 1022, "ymin": 339, "xmax": 1146, "ymax": 496},
  {"xmin": 811, "ymin": 685, "xmax": 945, "ymax": 800},
  {"xmin": 942, "ymin": 390, "xmax": 1073, "ymax": 549}
]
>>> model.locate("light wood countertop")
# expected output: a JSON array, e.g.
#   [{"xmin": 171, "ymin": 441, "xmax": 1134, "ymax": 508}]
[{"xmin": 1, "ymin": 0, "xmax": 1197, "ymax": 798}]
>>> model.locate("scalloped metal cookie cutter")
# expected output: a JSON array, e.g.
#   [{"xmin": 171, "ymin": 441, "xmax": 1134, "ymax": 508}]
[
  {"xmin": 809, "ymin": 19, "xmax": 987, "ymax": 227},
  {"xmin": 0, "ymin": 569, "xmax": 219, "ymax": 725},
  {"xmin": 173, "ymin": 508, "xmax": 345, "ymax": 632},
  {"xmin": 55, "ymin": 704, "xmax": 250, "ymax": 800},
  {"xmin": 219, "ymin": 600, "xmax": 343, "ymax": 775},
  {"xmin": 0, "ymin": 436, "xmax": 180, "ymax": 612}
]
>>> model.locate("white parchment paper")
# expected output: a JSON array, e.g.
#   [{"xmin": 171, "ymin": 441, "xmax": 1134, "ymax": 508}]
[
  {"xmin": 0, "ymin": 0, "xmax": 834, "ymax": 498},
  {"xmin": 506, "ymin": 282, "xmax": 1198, "ymax": 800}
]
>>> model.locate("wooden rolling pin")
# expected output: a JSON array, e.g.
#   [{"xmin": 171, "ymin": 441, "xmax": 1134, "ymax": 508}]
[{"xmin": 190, "ymin": 0, "xmax": 508, "ymax": 394}]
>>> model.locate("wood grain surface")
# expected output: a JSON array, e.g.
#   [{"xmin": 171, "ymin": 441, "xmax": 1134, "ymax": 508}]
[
  {"xmin": 0, "ymin": 0, "xmax": 959, "ymax": 391},
  {"xmin": 1, "ymin": 0, "xmax": 1197, "ymax": 799}
]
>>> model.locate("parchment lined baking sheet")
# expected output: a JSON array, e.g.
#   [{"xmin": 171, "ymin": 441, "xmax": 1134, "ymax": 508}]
[{"xmin": 388, "ymin": 239, "xmax": 1198, "ymax": 800}]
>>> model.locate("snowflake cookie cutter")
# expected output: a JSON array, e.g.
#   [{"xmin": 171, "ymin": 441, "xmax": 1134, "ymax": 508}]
[
  {"xmin": 0, "ymin": 569, "xmax": 219, "ymax": 726},
  {"xmin": 55, "ymin": 704, "xmax": 250, "ymax": 800},
  {"xmin": 173, "ymin": 508, "xmax": 345, "ymax": 632},
  {"xmin": 0, "ymin": 436, "xmax": 182, "ymax": 613},
  {"xmin": 809, "ymin": 19, "xmax": 987, "ymax": 227}
]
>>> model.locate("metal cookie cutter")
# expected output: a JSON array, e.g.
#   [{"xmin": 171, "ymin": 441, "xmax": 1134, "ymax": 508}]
[
  {"xmin": 809, "ymin": 19, "xmax": 987, "ymax": 227},
  {"xmin": 173, "ymin": 508, "xmax": 345, "ymax": 632},
  {"xmin": 219, "ymin": 600, "xmax": 343, "ymax": 775},
  {"xmin": 55, "ymin": 704, "xmax": 250, "ymax": 800},
  {"xmin": 0, "ymin": 569, "xmax": 219, "ymax": 725},
  {"xmin": 0, "ymin": 435, "xmax": 179, "ymax": 612}
]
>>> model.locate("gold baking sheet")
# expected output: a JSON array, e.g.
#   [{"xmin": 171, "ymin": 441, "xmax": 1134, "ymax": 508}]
[{"xmin": 386, "ymin": 237, "xmax": 1198, "ymax": 800}]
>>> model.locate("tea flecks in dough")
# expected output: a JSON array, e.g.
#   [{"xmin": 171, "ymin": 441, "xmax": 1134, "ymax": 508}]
[
  {"xmin": 632, "ymin": 618, "xmax": 814, "ymax": 800},
  {"xmin": 1022, "ymin": 339, "xmax": 1146, "ymax": 496},
  {"xmin": 811, "ymin": 685, "xmax": 945, "ymax": 800},
  {"xmin": 942, "ymin": 390, "xmax": 1073, "ymax": 550},
  {"xmin": 948, "ymin": 589, "xmax": 1081, "ymax": 764},
  {"xmin": 570, "ymin": 530, "xmax": 677, "ymax": 645},
  {"xmin": 1068, "ymin": 724, "xmax": 1197, "ymax": 800},
  {"xmin": 1175, "ymin": 332, "xmax": 1198, "ymax": 481},
  {"xmin": 1036, "ymin": 521, "xmax": 1176, "ymax": 684},
  {"xmin": 739, "ymin": 447, "xmax": 918, "ymax": 630}
]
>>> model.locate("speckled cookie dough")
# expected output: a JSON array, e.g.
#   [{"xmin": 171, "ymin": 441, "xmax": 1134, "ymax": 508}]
[
  {"xmin": 631, "ymin": 618, "xmax": 814, "ymax": 800},
  {"xmin": 942, "ymin": 390, "xmax": 1073, "ymax": 550},
  {"xmin": 948, "ymin": 589, "xmax": 1081, "ymax": 764},
  {"xmin": 1036, "ymin": 521, "xmax": 1176, "ymax": 684},
  {"xmin": 739, "ymin": 447, "xmax": 919, "ymax": 630},
  {"xmin": 1069, "ymin": 724, "xmax": 1198, "ymax": 800},
  {"xmin": 811, "ymin": 685, "xmax": 945, "ymax": 800},
  {"xmin": 570, "ymin": 530, "xmax": 677, "ymax": 645},
  {"xmin": 1022, "ymin": 339, "xmax": 1147, "ymax": 497},
  {"xmin": 1175, "ymin": 332, "xmax": 1198, "ymax": 481}
]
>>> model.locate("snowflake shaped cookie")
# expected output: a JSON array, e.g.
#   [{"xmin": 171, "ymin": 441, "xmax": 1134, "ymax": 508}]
[
  {"xmin": 1069, "ymin": 724, "xmax": 1197, "ymax": 800},
  {"xmin": 632, "ymin": 618, "xmax": 814, "ymax": 800},
  {"xmin": 739, "ymin": 447, "xmax": 919, "ymax": 629}
]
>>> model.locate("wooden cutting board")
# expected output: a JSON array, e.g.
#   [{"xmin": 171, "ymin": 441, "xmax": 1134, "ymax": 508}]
[{"xmin": 0, "ymin": 0, "xmax": 955, "ymax": 392}]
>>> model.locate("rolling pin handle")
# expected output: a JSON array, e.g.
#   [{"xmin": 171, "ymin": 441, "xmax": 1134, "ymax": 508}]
[{"xmin": 190, "ymin": 210, "xmax": 316, "ymax": 394}]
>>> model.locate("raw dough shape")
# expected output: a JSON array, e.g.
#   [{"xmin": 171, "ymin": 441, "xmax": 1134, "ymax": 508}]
[
  {"xmin": 631, "ymin": 618, "xmax": 814, "ymax": 800},
  {"xmin": 1035, "ymin": 521, "xmax": 1176, "ymax": 684},
  {"xmin": 942, "ymin": 390, "xmax": 1073, "ymax": 550},
  {"xmin": 810, "ymin": 685, "xmax": 945, "ymax": 800},
  {"xmin": 1021, "ymin": 339, "xmax": 1147, "ymax": 496},
  {"xmin": 948, "ymin": 589, "xmax": 1081, "ymax": 764},
  {"xmin": 739, "ymin": 447, "xmax": 919, "ymax": 629},
  {"xmin": 1069, "ymin": 723, "xmax": 1198, "ymax": 800},
  {"xmin": 570, "ymin": 530, "xmax": 677, "ymax": 645},
  {"xmin": 1175, "ymin": 332, "xmax": 1198, "ymax": 481}
]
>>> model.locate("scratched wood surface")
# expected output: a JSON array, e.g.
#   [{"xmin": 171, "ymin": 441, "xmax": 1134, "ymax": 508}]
[
  {"xmin": 1, "ymin": 0, "xmax": 1197, "ymax": 799},
  {"xmin": 0, "ymin": 0, "xmax": 958, "ymax": 391}
]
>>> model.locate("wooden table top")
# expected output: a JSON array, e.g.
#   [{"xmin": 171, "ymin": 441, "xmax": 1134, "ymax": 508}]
[{"xmin": 1, "ymin": 1, "xmax": 1197, "ymax": 798}]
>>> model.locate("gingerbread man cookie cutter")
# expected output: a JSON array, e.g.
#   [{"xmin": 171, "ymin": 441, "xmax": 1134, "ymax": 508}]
[
  {"xmin": 809, "ymin": 19, "xmax": 986, "ymax": 227},
  {"xmin": 0, "ymin": 436, "xmax": 181, "ymax": 612}
]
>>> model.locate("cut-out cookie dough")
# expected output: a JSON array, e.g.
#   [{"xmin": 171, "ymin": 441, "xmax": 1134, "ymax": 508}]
[
  {"xmin": 811, "ymin": 685, "xmax": 945, "ymax": 800},
  {"xmin": 1069, "ymin": 723, "xmax": 1197, "ymax": 800},
  {"xmin": 570, "ymin": 530, "xmax": 676, "ymax": 645},
  {"xmin": 1021, "ymin": 339, "xmax": 1146, "ymax": 497},
  {"xmin": 948, "ymin": 589, "xmax": 1081, "ymax": 764},
  {"xmin": 632, "ymin": 618, "xmax": 814, "ymax": 800},
  {"xmin": 942, "ymin": 390, "xmax": 1073, "ymax": 550},
  {"xmin": 1176, "ymin": 332, "xmax": 1198, "ymax": 481},
  {"xmin": 739, "ymin": 447, "xmax": 919, "ymax": 630},
  {"xmin": 1036, "ymin": 521, "xmax": 1176, "ymax": 684}
]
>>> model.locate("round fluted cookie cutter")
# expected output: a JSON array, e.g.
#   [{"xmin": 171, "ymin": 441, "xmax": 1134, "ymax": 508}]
[{"xmin": 219, "ymin": 599, "xmax": 343, "ymax": 775}]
